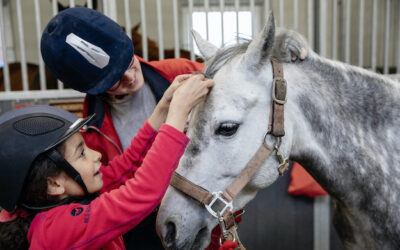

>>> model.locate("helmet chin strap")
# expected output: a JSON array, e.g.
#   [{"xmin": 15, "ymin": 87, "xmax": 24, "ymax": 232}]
[
  {"xmin": 46, "ymin": 149, "xmax": 90, "ymax": 195},
  {"xmin": 20, "ymin": 150, "xmax": 95, "ymax": 212}
]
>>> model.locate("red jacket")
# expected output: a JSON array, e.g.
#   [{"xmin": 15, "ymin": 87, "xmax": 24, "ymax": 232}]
[
  {"xmin": 82, "ymin": 57, "xmax": 204, "ymax": 166},
  {"xmin": 27, "ymin": 122, "xmax": 189, "ymax": 249}
]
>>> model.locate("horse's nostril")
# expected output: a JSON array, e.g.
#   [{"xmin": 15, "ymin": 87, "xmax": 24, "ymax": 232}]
[
  {"xmin": 192, "ymin": 226, "xmax": 208, "ymax": 250},
  {"xmin": 165, "ymin": 221, "xmax": 177, "ymax": 247}
]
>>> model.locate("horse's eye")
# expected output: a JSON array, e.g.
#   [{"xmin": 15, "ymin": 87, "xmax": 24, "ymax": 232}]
[{"xmin": 215, "ymin": 122, "xmax": 240, "ymax": 137}]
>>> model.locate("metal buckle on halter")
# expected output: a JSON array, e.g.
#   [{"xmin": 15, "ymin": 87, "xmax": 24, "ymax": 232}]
[
  {"xmin": 271, "ymin": 77, "xmax": 287, "ymax": 105},
  {"xmin": 205, "ymin": 191, "xmax": 233, "ymax": 218}
]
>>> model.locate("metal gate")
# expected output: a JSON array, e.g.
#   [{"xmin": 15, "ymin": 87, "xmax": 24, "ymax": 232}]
[{"xmin": 0, "ymin": 0, "xmax": 399, "ymax": 101}]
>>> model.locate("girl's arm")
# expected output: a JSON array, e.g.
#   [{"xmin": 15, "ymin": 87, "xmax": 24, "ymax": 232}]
[
  {"xmin": 99, "ymin": 120, "xmax": 158, "ymax": 192},
  {"xmin": 99, "ymin": 74, "xmax": 194, "ymax": 191},
  {"xmin": 28, "ymin": 124, "xmax": 188, "ymax": 249}
]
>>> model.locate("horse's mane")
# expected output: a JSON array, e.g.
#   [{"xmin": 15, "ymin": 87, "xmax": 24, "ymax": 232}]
[{"xmin": 205, "ymin": 41, "xmax": 250, "ymax": 78}]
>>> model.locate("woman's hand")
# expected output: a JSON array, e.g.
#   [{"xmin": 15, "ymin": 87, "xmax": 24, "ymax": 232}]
[{"xmin": 166, "ymin": 74, "xmax": 214, "ymax": 131}]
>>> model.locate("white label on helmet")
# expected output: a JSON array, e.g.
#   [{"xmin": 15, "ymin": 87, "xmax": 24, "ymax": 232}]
[{"xmin": 66, "ymin": 33, "xmax": 110, "ymax": 69}]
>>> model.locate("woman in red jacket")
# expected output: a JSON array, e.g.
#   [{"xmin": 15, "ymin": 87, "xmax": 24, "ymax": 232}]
[{"xmin": 0, "ymin": 74, "xmax": 213, "ymax": 249}]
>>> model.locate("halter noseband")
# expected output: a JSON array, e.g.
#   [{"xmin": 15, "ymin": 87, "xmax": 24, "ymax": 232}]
[{"xmin": 170, "ymin": 60, "xmax": 289, "ymax": 249}]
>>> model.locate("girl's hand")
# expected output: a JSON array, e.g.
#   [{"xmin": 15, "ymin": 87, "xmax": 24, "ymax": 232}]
[
  {"xmin": 161, "ymin": 74, "xmax": 192, "ymax": 105},
  {"xmin": 166, "ymin": 74, "xmax": 215, "ymax": 131}
]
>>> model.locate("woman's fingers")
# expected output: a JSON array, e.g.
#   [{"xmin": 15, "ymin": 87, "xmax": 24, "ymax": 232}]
[
  {"xmin": 204, "ymin": 78, "xmax": 215, "ymax": 88},
  {"xmin": 173, "ymin": 74, "xmax": 192, "ymax": 84}
]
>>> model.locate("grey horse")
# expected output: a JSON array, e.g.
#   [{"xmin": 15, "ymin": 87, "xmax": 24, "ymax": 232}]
[{"xmin": 157, "ymin": 13, "xmax": 400, "ymax": 250}]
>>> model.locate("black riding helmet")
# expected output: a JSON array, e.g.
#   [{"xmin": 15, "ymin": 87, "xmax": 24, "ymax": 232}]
[
  {"xmin": 40, "ymin": 7, "xmax": 134, "ymax": 95},
  {"xmin": 0, "ymin": 105, "xmax": 95, "ymax": 212}
]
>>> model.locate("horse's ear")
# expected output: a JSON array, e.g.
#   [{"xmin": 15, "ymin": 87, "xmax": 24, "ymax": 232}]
[
  {"xmin": 191, "ymin": 29, "xmax": 218, "ymax": 61},
  {"xmin": 243, "ymin": 12, "xmax": 275, "ymax": 66},
  {"xmin": 133, "ymin": 23, "xmax": 141, "ymax": 31}
]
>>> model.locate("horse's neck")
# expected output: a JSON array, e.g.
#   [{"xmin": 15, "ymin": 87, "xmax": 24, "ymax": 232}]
[
  {"xmin": 288, "ymin": 55, "xmax": 400, "ymax": 201},
  {"xmin": 285, "ymin": 56, "xmax": 400, "ymax": 246}
]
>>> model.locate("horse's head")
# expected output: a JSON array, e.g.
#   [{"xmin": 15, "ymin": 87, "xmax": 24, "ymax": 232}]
[{"xmin": 157, "ymin": 13, "xmax": 294, "ymax": 249}]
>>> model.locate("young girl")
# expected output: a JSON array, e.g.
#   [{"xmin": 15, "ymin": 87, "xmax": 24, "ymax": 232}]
[{"xmin": 0, "ymin": 74, "xmax": 214, "ymax": 249}]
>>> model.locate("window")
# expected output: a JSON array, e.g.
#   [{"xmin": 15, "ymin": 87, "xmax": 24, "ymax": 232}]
[{"xmin": 182, "ymin": 5, "xmax": 261, "ymax": 54}]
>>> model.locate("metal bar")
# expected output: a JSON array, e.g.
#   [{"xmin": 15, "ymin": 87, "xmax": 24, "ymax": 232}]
[
  {"xmin": 103, "ymin": 0, "xmax": 109, "ymax": 17},
  {"xmin": 140, "ymin": 0, "xmax": 148, "ymax": 61},
  {"xmin": 220, "ymin": 0, "xmax": 225, "ymax": 46},
  {"xmin": 0, "ymin": 0, "xmax": 10, "ymax": 92},
  {"xmin": 52, "ymin": 0, "xmax": 58, "ymax": 16},
  {"xmin": 235, "ymin": 0, "xmax": 239, "ymax": 43},
  {"xmin": 16, "ymin": 0, "xmax": 28, "ymax": 91},
  {"xmin": 173, "ymin": 0, "xmax": 180, "ymax": 58},
  {"xmin": 205, "ymin": 0, "xmax": 209, "ymax": 40},
  {"xmin": 250, "ymin": 0, "xmax": 255, "ymax": 37},
  {"xmin": 0, "ymin": 90, "xmax": 84, "ymax": 101},
  {"xmin": 293, "ymin": 0, "xmax": 298, "ymax": 30},
  {"xmin": 358, "ymin": 0, "xmax": 364, "ymax": 67},
  {"xmin": 344, "ymin": 0, "xmax": 351, "ymax": 63},
  {"xmin": 371, "ymin": 0, "xmax": 377, "ymax": 71},
  {"xmin": 156, "ymin": 0, "xmax": 164, "ymax": 60},
  {"xmin": 397, "ymin": 1, "xmax": 400, "ymax": 73},
  {"xmin": 124, "ymin": 0, "xmax": 132, "ymax": 39},
  {"xmin": 34, "ymin": 0, "xmax": 46, "ymax": 90},
  {"xmin": 314, "ymin": 196, "xmax": 331, "ymax": 250},
  {"xmin": 279, "ymin": 0, "xmax": 284, "ymax": 27},
  {"xmin": 307, "ymin": 0, "xmax": 313, "ymax": 49},
  {"xmin": 87, "ymin": 0, "xmax": 93, "ymax": 9},
  {"xmin": 108, "ymin": 0, "xmax": 117, "ymax": 22},
  {"xmin": 332, "ymin": 0, "xmax": 337, "ymax": 60},
  {"xmin": 264, "ymin": 0, "xmax": 270, "ymax": 18},
  {"xmin": 57, "ymin": 79, "xmax": 64, "ymax": 90},
  {"xmin": 52, "ymin": 0, "xmax": 64, "ymax": 89},
  {"xmin": 383, "ymin": 0, "xmax": 390, "ymax": 74},
  {"xmin": 189, "ymin": 0, "xmax": 194, "ymax": 61},
  {"xmin": 319, "ymin": 0, "xmax": 327, "ymax": 57},
  {"xmin": 69, "ymin": 0, "xmax": 75, "ymax": 8}
]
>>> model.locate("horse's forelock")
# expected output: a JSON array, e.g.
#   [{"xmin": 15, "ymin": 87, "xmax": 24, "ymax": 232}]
[{"xmin": 205, "ymin": 41, "xmax": 250, "ymax": 79}]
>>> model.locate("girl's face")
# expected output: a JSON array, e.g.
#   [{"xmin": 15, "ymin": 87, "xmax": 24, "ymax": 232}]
[{"xmin": 59, "ymin": 132, "xmax": 103, "ymax": 196}]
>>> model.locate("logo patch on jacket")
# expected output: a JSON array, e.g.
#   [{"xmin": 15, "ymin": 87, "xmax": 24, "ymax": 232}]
[{"xmin": 71, "ymin": 207, "xmax": 84, "ymax": 216}]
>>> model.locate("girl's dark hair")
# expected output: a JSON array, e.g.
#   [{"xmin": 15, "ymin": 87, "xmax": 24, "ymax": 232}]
[{"xmin": 0, "ymin": 144, "xmax": 65, "ymax": 249}]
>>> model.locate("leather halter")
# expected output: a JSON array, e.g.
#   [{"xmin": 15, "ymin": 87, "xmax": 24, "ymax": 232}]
[{"xmin": 170, "ymin": 60, "xmax": 289, "ymax": 249}]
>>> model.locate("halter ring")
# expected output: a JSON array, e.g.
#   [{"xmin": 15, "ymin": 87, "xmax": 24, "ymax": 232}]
[{"xmin": 205, "ymin": 191, "xmax": 233, "ymax": 218}]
